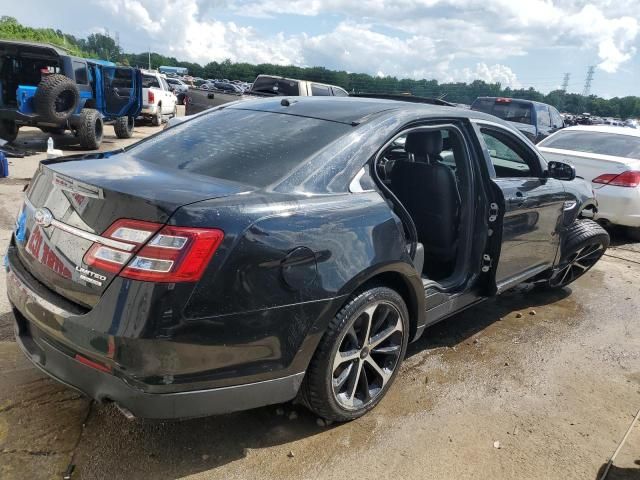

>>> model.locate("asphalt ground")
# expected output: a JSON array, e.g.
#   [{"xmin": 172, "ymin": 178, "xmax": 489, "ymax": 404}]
[{"xmin": 0, "ymin": 113, "xmax": 638, "ymax": 479}]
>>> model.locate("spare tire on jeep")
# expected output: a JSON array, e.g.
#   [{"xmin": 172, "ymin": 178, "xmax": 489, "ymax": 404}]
[{"xmin": 34, "ymin": 74, "xmax": 79, "ymax": 123}]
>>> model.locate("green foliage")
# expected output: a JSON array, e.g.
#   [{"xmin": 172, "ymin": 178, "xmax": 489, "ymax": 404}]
[
  {"xmin": 1, "ymin": 16, "xmax": 638, "ymax": 118},
  {"xmin": 0, "ymin": 16, "xmax": 90, "ymax": 57}
]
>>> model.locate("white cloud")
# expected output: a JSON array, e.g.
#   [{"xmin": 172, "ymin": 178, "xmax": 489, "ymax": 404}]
[
  {"xmin": 457, "ymin": 63, "xmax": 521, "ymax": 88},
  {"xmin": 90, "ymin": 0, "xmax": 638, "ymax": 84}
]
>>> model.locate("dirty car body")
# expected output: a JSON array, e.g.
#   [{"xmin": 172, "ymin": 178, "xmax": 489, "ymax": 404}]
[{"xmin": 5, "ymin": 97, "xmax": 605, "ymax": 420}]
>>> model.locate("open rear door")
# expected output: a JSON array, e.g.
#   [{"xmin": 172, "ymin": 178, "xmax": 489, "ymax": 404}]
[{"xmin": 100, "ymin": 66, "xmax": 142, "ymax": 118}]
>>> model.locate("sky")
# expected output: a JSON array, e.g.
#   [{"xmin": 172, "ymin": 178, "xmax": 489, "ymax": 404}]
[{"xmin": 7, "ymin": 0, "xmax": 640, "ymax": 98}]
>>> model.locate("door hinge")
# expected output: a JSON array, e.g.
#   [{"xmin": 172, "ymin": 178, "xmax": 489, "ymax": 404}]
[
  {"xmin": 488, "ymin": 203, "xmax": 499, "ymax": 223},
  {"xmin": 481, "ymin": 254, "xmax": 492, "ymax": 273}
]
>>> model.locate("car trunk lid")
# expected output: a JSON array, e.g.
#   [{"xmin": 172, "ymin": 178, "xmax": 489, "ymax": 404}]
[{"xmin": 14, "ymin": 154, "xmax": 250, "ymax": 308}]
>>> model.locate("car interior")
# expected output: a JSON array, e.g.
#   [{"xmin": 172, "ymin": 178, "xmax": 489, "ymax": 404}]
[
  {"xmin": 375, "ymin": 127, "xmax": 470, "ymax": 282},
  {"xmin": 0, "ymin": 55, "xmax": 60, "ymax": 107}
]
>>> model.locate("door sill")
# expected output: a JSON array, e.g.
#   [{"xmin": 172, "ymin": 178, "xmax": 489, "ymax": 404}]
[{"xmin": 496, "ymin": 264, "xmax": 550, "ymax": 294}]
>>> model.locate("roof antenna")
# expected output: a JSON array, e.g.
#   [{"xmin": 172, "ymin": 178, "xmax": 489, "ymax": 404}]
[{"xmin": 281, "ymin": 98, "xmax": 291, "ymax": 107}]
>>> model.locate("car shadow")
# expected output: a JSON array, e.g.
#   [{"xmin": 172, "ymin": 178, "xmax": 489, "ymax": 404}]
[
  {"xmin": 595, "ymin": 461, "xmax": 640, "ymax": 480},
  {"xmin": 407, "ymin": 283, "xmax": 572, "ymax": 356},
  {"xmin": 74, "ymin": 283, "xmax": 573, "ymax": 479},
  {"xmin": 14, "ymin": 129, "xmax": 123, "ymax": 152},
  {"xmin": 76, "ymin": 400, "xmax": 337, "ymax": 479},
  {"xmin": 601, "ymin": 224, "xmax": 638, "ymax": 248}
]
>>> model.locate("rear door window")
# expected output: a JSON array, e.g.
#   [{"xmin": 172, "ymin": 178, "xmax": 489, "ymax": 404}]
[
  {"xmin": 331, "ymin": 87, "xmax": 349, "ymax": 97},
  {"xmin": 311, "ymin": 84, "xmax": 331, "ymax": 96},
  {"xmin": 550, "ymin": 108, "xmax": 563, "ymax": 128},
  {"xmin": 128, "ymin": 108, "xmax": 351, "ymax": 187},
  {"xmin": 73, "ymin": 61, "xmax": 88, "ymax": 85},
  {"xmin": 251, "ymin": 77, "xmax": 300, "ymax": 96},
  {"xmin": 536, "ymin": 105, "xmax": 551, "ymax": 129}
]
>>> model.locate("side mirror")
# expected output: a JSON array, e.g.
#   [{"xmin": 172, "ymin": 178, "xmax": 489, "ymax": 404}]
[
  {"xmin": 547, "ymin": 161, "xmax": 576, "ymax": 181},
  {"xmin": 207, "ymin": 93, "xmax": 215, "ymax": 99}
]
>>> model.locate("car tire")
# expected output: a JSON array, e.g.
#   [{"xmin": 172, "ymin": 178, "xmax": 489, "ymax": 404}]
[
  {"xmin": 301, "ymin": 286, "xmax": 409, "ymax": 422},
  {"xmin": 34, "ymin": 74, "xmax": 79, "ymax": 123},
  {"xmin": 152, "ymin": 107, "xmax": 162, "ymax": 126},
  {"xmin": 0, "ymin": 120, "xmax": 19, "ymax": 143},
  {"xmin": 114, "ymin": 116, "xmax": 134, "ymax": 139},
  {"xmin": 77, "ymin": 109, "xmax": 103, "ymax": 150},
  {"xmin": 546, "ymin": 219, "xmax": 609, "ymax": 288}
]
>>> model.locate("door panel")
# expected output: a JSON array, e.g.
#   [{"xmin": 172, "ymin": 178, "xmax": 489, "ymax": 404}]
[
  {"xmin": 493, "ymin": 177, "xmax": 565, "ymax": 283},
  {"xmin": 101, "ymin": 67, "xmax": 142, "ymax": 117},
  {"xmin": 476, "ymin": 124, "xmax": 569, "ymax": 287}
]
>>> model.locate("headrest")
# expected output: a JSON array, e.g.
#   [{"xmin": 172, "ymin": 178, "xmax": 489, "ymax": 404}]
[{"xmin": 405, "ymin": 131, "xmax": 443, "ymax": 158}]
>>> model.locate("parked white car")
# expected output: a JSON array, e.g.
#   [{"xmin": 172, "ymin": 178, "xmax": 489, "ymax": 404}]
[
  {"xmin": 538, "ymin": 126, "xmax": 640, "ymax": 239},
  {"xmin": 140, "ymin": 70, "xmax": 177, "ymax": 126}
]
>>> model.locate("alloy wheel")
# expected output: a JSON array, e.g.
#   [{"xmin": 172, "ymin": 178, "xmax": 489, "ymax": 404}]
[
  {"xmin": 551, "ymin": 242, "xmax": 605, "ymax": 287},
  {"xmin": 332, "ymin": 301, "xmax": 404, "ymax": 410}
]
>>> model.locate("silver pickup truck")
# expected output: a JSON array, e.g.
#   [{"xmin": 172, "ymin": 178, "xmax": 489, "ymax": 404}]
[{"xmin": 184, "ymin": 75, "xmax": 349, "ymax": 115}]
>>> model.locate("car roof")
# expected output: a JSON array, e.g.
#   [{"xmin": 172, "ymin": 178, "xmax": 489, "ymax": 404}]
[
  {"xmin": 559, "ymin": 125, "xmax": 640, "ymax": 137},
  {"xmin": 0, "ymin": 39, "xmax": 68, "ymax": 57},
  {"xmin": 474, "ymin": 96, "xmax": 550, "ymax": 107},
  {"xmin": 226, "ymin": 96, "xmax": 500, "ymax": 126}
]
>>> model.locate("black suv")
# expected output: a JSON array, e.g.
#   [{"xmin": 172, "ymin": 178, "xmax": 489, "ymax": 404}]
[
  {"xmin": 5, "ymin": 97, "xmax": 608, "ymax": 421},
  {"xmin": 471, "ymin": 97, "xmax": 565, "ymax": 143}
]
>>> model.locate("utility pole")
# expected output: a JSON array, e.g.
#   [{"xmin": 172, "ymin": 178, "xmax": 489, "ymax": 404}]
[
  {"xmin": 582, "ymin": 66, "xmax": 595, "ymax": 97},
  {"xmin": 561, "ymin": 73, "xmax": 570, "ymax": 92},
  {"xmin": 148, "ymin": 48, "xmax": 151, "ymax": 70}
]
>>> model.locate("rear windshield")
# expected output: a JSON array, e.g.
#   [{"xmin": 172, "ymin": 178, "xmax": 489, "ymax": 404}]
[
  {"xmin": 472, "ymin": 99, "xmax": 533, "ymax": 125},
  {"xmin": 128, "ymin": 108, "xmax": 351, "ymax": 187},
  {"xmin": 142, "ymin": 74, "xmax": 160, "ymax": 88},
  {"xmin": 540, "ymin": 130, "xmax": 640, "ymax": 159},
  {"xmin": 251, "ymin": 77, "xmax": 300, "ymax": 96}
]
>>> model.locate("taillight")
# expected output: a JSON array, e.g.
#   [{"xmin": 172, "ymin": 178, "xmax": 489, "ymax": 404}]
[
  {"xmin": 121, "ymin": 226, "xmax": 224, "ymax": 282},
  {"xmin": 83, "ymin": 219, "xmax": 224, "ymax": 283},
  {"xmin": 496, "ymin": 97, "xmax": 512, "ymax": 103},
  {"xmin": 592, "ymin": 171, "xmax": 640, "ymax": 188},
  {"xmin": 84, "ymin": 219, "xmax": 161, "ymax": 273},
  {"xmin": 148, "ymin": 90, "xmax": 155, "ymax": 104}
]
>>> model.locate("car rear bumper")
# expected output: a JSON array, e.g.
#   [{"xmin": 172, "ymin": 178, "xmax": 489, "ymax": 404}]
[
  {"xmin": 13, "ymin": 316, "xmax": 303, "ymax": 419},
  {"xmin": 5, "ymin": 243, "xmax": 329, "ymax": 419},
  {"xmin": 141, "ymin": 105, "xmax": 159, "ymax": 116},
  {"xmin": 593, "ymin": 184, "xmax": 640, "ymax": 227},
  {"xmin": 0, "ymin": 108, "xmax": 39, "ymax": 125}
]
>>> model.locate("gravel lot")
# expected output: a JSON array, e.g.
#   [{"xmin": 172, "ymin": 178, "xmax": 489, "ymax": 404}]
[{"xmin": 0, "ymin": 112, "xmax": 639, "ymax": 479}]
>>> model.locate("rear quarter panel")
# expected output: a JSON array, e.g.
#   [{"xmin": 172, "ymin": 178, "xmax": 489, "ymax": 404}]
[{"xmin": 166, "ymin": 191, "xmax": 422, "ymax": 377}]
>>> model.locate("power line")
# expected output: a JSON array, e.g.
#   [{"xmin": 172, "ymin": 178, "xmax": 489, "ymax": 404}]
[{"xmin": 583, "ymin": 66, "xmax": 595, "ymax": 97}]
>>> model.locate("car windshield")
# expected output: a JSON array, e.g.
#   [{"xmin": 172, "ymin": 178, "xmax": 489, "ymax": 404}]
[
  {"xmin": 540, "ymin": 130, "xmax": 640, "ymax": 159},
  {"xmin": 251, "ymin": 77, "xmax": 300, "ymax": 96},
  {"xmin": 472, "ymin": 99, "xmax": 533, "ymax": 125},
  {"xmin": 127, "ymin": 108, "xmax": 351, "ymax": 187}
]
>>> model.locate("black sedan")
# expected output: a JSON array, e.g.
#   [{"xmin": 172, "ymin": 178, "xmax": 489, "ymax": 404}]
[{"xmin": 5, "ymin": 97, "xmax": 608, "ymax": 421}]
